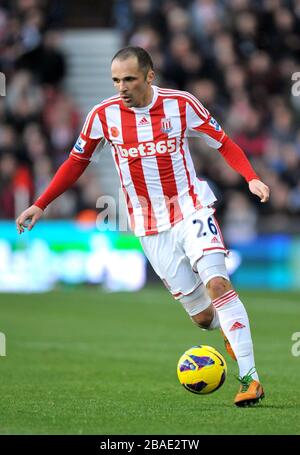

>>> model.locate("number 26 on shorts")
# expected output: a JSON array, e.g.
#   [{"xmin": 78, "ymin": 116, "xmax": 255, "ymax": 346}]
[{"xmin": 192, "ymin": 216, "xmax": 218, "ymax": 238}]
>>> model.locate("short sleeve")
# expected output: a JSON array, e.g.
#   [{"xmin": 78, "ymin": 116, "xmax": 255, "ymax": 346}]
[
  {"xmin": 70, "ymin": 105, "xmax": 106, "ymax": 162},
  {"xmin": 186, "ymin": 100, "xmax": 227, "ymax": 149}
]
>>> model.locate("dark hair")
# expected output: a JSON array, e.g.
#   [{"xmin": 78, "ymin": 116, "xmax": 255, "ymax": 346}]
[{"xmin": 111, "ymin": 46, "xmax": 154, "ymax": 75}]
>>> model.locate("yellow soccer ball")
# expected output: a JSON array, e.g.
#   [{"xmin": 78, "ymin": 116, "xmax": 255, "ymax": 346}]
[{"xmin": 177, "ymin": 345, "xmax": 227, "ymax": 394}]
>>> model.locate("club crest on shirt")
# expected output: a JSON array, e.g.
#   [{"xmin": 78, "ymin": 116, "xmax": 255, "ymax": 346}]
[
  {"xmin": 161, "ymin": 118, "xmax": 173, "ymax": 133},
  {"xmin": 74, "ymin": 136, "xmax": 86, "ymax": 153}
]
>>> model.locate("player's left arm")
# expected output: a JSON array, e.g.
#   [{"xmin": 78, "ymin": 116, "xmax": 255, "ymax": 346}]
[
  {"xmin": 186, "ymin": 99, "xmax": 270, "ymax": 203},
  {"xmin": 218, "ymin": 136, "xmax": 270, "ymax": 203}
]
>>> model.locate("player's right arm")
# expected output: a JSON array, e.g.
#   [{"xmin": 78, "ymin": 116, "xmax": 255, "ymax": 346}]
[
  {"xmin": 16, "ymin": 106, "xmax": 105, "ymax": 234},
  {"xmin": 16, "ymin": 156, "xmax": 90, "ymax": 233}
]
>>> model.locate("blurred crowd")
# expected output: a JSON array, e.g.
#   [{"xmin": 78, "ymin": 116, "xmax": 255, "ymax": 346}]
[
  {"xmin": 115, "ymin": 0, "xmax": 300, "ymax": 239},
  {"xmin": 0, "ymin": 0, "xmax": 99, "ymax": 221},
  {"xmin": 1, "ymin": 1, "xmax": 300, "ymax": 241}
]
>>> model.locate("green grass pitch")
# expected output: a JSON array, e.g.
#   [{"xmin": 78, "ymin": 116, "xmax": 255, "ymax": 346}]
[{"xmin": 0, "ymin": 287, "xmax": 299, "ymax": 435}]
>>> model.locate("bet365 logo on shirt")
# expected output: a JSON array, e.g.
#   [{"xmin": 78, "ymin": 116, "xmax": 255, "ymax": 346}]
[{"xmin": 117, "ymin": 138, "xmax": 177, "ymax": 158}]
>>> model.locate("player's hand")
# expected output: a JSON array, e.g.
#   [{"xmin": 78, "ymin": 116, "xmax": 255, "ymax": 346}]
[
  {"xmin": 16, "ymin": 205, "xmax": 44, "ymax": 234},
  {"xmin": 248, "ymin": 179, "xmax": 270, "ymax": 203}
]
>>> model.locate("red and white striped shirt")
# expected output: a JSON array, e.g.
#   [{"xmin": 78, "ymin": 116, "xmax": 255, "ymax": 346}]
[{"xmin": 70, "ymin": 86, "xmax": 229, "ymax": 236}]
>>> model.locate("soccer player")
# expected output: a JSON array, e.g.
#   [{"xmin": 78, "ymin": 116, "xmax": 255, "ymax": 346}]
[{"xmin": 16, "ymin": 46, "xmax": 269, "ymax": 407}]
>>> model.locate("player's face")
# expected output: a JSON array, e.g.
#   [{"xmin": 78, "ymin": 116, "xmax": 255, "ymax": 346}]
[{"xmin": 111, "ymin": 57, "xmax": 154, "ymax": 108}]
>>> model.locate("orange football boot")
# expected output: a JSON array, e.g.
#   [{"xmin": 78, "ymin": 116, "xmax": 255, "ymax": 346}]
[{"xmin": 234, "ymin": 369, "xmax": 265, "ymax": 407}]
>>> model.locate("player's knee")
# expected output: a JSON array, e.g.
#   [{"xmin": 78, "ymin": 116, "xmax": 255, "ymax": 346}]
[{"xmin": 206, "ymin": 276, "xmax": 232, "ymax": 298}]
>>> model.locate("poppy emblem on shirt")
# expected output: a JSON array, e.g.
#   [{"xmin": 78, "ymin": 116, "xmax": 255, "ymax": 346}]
[
  {"xmin": 161, "ymin": 118, "xmax": 173, "ymax": 133},
  {"xmin": 110, "ymin": 126, "xmax": 120, "ymax": 138}
]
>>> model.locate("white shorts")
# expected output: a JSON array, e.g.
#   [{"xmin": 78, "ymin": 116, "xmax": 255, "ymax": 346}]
[{"xmin": 140, "ymin": 206, "xmax": 228, "ymax": 299}]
